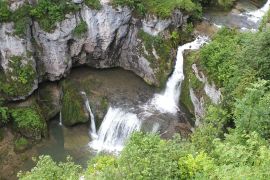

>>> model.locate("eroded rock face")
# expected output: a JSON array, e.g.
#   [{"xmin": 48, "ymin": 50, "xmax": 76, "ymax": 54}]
[
  {"xmin": 0, "ymin": 22, "xmax": 38, "ymax": 100},
  {"xmin": 0, "ymin": 2, "xmax": 187, "ymax": 101}
]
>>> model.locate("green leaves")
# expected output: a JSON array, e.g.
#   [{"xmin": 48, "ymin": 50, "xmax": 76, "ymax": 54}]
[
  {"xmin": 18, "ymin": 155, "xmax": 82, "ymax": 180},
  {"xmin": 234, "ymin": 80, "xmax": 270, "ymax": 139}
]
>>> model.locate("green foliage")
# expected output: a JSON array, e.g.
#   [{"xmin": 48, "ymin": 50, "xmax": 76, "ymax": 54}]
[
  {"xmin": 73, "ymin": 21, "xmax": 88, "ymax": 37},
  {"xmin": 0, "ymin": 106, "xmax": 9, "ymax": 125},
  {"xmin": 85, "ymin": 155, "xmax": 117, "ymax": 179},
  {"xmin": 113, "ymin": 0, "xmax": 202, "ymax": 18},
  {"xmin": 18, "ymin": 155, "xmax": 82, "ymax": 179},
  {"xmin": 0, "ymin": 0, "xmax": 11, "ymax": 22},
  {"xmin": 0, "ymin": 56, "xmax": 36, "ymax": 98},
  {"xmin": 260, "ymin": 9, "xmax": 270, "ymax": 31},
  {"xmin": 30, "ymin": 0, "xmax": 79, "ymax": 32},
  {"xmin": 234, "ymin": 80, "xmax": 270, "ymax": 139},
  {"xmin": 178, "ymin": 152, "xmax": 215, "ymax": 179},
  {"xmin": 85, "ymin": 0, "xmax": 102, "ymax": 9},
  {"xmin": 14, "ymin": 137, "xmax": 29, "ymax": 152},
  {"xmin": 11, "ymin": 107, "xmax": 46, "ymax": 138},
  {"xmin": 11, "ymin": 4, "xmax": 32, "ymax": 37}
]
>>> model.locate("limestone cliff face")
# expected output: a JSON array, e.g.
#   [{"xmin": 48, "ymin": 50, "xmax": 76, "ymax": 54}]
[{"xmin": 0, "ymin": 0, "xmax": 187, "ymax": 100}]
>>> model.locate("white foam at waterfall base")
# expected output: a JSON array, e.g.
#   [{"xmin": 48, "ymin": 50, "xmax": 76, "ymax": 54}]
[
  {"xmin": 150, "ymin": 36, "xmax": 209, "ymax": 114},
  {"xmin": 90, "ymin": 107, "xmax": 141, "ymax": 152}
]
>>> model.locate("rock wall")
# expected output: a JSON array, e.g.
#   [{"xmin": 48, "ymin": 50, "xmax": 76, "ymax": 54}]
[{"xmin": 0, "ymin": 1, "xmax": 188, "ymax": 101}]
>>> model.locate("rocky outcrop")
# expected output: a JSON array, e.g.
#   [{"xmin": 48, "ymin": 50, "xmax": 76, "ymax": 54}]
[{"xmin": 0, "ymin": 1, "xmax": 188, "ymax": 101}]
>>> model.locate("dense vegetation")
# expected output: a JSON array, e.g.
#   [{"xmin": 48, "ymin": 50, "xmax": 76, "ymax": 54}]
[
  {"xmin": 18, "ymin": 25, "xmax": 270, "ymax": 179},
  {"xmin": 1, "ymin": 0, "xmax": 270, "ymax": 179},
  {"xmin": 0, "ymin": 0, "xmax": 100, "ymax": 33}
]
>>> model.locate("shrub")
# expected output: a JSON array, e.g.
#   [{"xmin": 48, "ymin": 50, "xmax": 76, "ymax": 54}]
[
  {"xmin": 14, "ymin": 137, "xmax": 29, "ymax": 153},
  {"xmin": 18, "ymin": 155, "xmax": 82, "ymax": 179},
  {"xmin": 30, "ymin": 0, "xmax": 79, "ymax": 32},
  {"xmin": 11, "ymin": 107, "xmax": 46, "ymax": 139},
  {"xmin": 0, "ymin": 107, "xmax": 8, "ymax": 125}
]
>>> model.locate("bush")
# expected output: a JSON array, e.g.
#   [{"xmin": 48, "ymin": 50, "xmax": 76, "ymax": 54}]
[
  {"xmin": 30, "ymin": 0, "xmax": 79, "ymax": 32},
  {"xmin": 0, "ymin": 106, "xmax": 9, "ymax": 125},
  {"xmin": 11, "ymin": 107, "xmax": 46, "ymax": 139},
  {"xmin": 14, "ymin": 137, "xmax": 29, "ymax": 153},
  {"xmin": 18, "ymin": 155, "xmax": 82, "ymax": 179}
]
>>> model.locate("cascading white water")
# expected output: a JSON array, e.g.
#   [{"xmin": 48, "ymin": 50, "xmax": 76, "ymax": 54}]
[
  {"xmin": 59, "ymin": 111, "xmax": 63, "ymax": 126},
  {"xmin": 89, "ymin": 36, "xmax": 208, "ymax": 152},
  {"xmin": 247, "ymin": 0, "xmax": 270, "ymax": 22},
  {"xmin": 90, "ymin": 107, "xmax": 141, "ymax": 152},
  {"xmin": 81, "ymin": 92, "xmax": 98, "ymax": 140},
  {"xmin": 150, "ymin": 36, "xmax": 209, "ymax": 114}
]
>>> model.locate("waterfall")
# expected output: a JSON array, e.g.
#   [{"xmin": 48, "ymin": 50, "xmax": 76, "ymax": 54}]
[
  {"xmin": 247, "ymin": 0, "xmax": 270, "ymax": 22},
  {"xmin": 88, "ymin": 36, "xmax": 208, "ymax": 153},
  {"xmin": 81, "ymin": 92, "xmax": 98, "ymax": 140},
  {"xmin": 90, "ymin": 107, "xmax": 141, "ymax": 152},
  {"xmin": 59, "ymin": 111, "xmax": 63, "ymax": 126},
  {"xmin": 150, "ymin": 36, "xmax": 209, "ymax": 114}
]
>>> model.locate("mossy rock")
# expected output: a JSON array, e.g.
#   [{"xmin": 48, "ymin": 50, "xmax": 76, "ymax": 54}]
[
  {"xmin": 0, "ymin": 56, "xmax": 37, "ymax": 100},
  {"xmin": 14, "ymin": 137, "xmax": 29, "ymax": 153},
  {"xmin": 61, "ymin": 81, "xmax": 89, "ymax": 126},
  {"xmin": 181, "ymin": 51, "xmax": 204, "ymax": 115},
  {"xmin": 37, "ymin": 83, "xmax": 61, "ymax": 121},
  {"xmin": 138, "ymin": 30, "xmax": 174, "ymax": 88},
  {"xmin": 10, "ymin": 107, "xmax": 47, "ymax": 140}
]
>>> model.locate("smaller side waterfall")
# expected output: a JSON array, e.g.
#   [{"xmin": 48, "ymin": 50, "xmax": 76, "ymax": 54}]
[
  {"xmin": 151, "ymin": 36, "xmax": 209, "ymax": 114},
  {"xmin": 81, "ymin": 92, "xmax": 98, "ymax": 140},
  {"xmin": 90, "ymin": 107, "xmax": 141, "ymax": 152},
  {"xmin": 59, "ymin": 111, "xmax": 63, "ymax": 126}
]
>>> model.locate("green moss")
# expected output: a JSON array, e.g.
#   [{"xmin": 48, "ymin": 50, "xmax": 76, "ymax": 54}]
[
  {"xmin": 0, "ymin": 56, "xmax": 36, "ymax": 99},
  {"xmin": 11, "ymin": 107, "xmax": 46, "ymax": 139},
  {"xmin": 85, "ymin": 0, "xmax": 102, "ymax": 9},
  {"xmin": 61, "ymin": 81, "xmax": 88, "ymax": 126},
  {"xmin": 14, "ymin": 137, "xmax": 29, "ymax": 153},
  {"xmin": 73, "ymin": 21, "xmax": 88, "ymax": 37},
  {"xmin": 138, "ymin": 30, "xmax": 174, "ymax": 87}
]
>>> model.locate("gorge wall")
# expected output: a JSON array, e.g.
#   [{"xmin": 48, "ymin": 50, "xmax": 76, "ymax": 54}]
[{"xmin": 0, "ymin": 0, "xmax": 188, "ymax": 101}]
